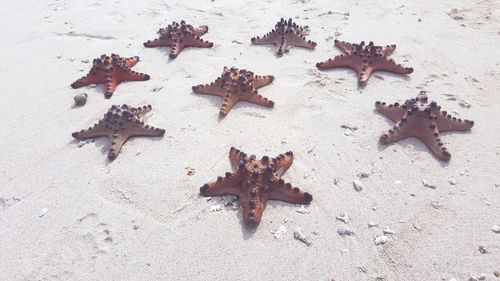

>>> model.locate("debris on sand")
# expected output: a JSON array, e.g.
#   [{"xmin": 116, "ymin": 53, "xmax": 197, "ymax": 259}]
[
  {"xmin": 295, "ymin": 205, "xmax": 310, "ymax": 214},
  {"xmin": 353, "ymin": 180, "xmax": 364, "ymax": 191},
  {"xmin": 492, "ymin": 225, "xmax": 500, "ymax": 233},
  {"xmin": 374, "ymin": 235, "xmax": 389, "ymax": 245},
  {"xmin": 422, "ymin": 179, "xmax": 437, "ymax": 189},
  {"xmin": 272, "ymin": 225, "xmax": 286, "ymax": 239},
  {"xmin": 337, "ymin": 226, "xmax": 354, "ymax": 236},
  {"xmin": 39, "ymin": 208, "xmax": 48, "ymax": 217},
  {"xmin": 336, "ymin": 213, "xmax": 350, "ymax": 223},
  {"xmin": 294, "ymin": 227, "xmax": 312, "ymax": 246},
  {"xmin": 383, "ymin": 227, "xmax": 396, "ymax": 235}
]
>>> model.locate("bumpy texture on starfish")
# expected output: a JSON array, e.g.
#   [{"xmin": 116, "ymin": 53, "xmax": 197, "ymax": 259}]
[
  {"xmin": 376, "ymin": 91, "xmax": 474, "ymax": 161},
  {"xmin": 192, "ymin": 66, "xmax": 275, "ymax": 117},
  {"xmin": 71, "ymin": 54, "xmax": 150, "ymax": 99},
  {"xmin": 251, "ymin": 18, "xmax": 316, "ymax": 56},
  {"xmin": 72, "ymin": 104, "xmax": 165, "ymax": 160},
  {"xmin": 316, "ymin": 40, "xmax": 413, "ymax": 86},
  {"xmin": 143, "ymin": 20, "xmax": 213, "ymax": 59},
  {"xmin": 200, "ymin": 147, "xmax": 313, "ymax": 227}
]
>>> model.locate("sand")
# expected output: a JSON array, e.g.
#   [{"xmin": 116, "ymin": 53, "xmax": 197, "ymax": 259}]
[{"xmin": 1, "ymin": 0, "xmax": 499, "ymax": 280}]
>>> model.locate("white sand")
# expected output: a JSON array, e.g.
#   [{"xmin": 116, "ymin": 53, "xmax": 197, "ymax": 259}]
[{"xmin": 1, "ymin": 0, "xmax": 499, "ymax": 280}]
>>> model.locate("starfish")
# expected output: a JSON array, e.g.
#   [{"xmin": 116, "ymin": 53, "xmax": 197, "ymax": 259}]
[
  {"xmin": 72, "ymin": 104, "xmax": 165, "ymax": 160},
  {"xmin": 251, "ymin": 18, "xmax": 316, "ymax": 56},
  {"xmin": 200, "ymin": 147, "xmax": 313, "ymax": 227},
  {"xmin": 71, "ymin": 54, "xmax": 150, "ymax": 99},
  {"xmin": 376, "ymin": 91, "xmax": 474, "ymax": 161},
  {"xmin": 192, "ymin": 66, "xmax": 275, "ymax": 117},
  {"xmin": 143, "ymin": 20, "xmax": 213, "ymax": 59},
  {"xmin": 316, "ymin": 40, "xmax": 413, "ymax": 86}
]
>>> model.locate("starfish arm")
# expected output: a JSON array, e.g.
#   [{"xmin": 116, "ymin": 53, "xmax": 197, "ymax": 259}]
[
  {"xmin": 229, "ymin": 147, "xmax": 247, "ymax": 171},
  {"xmin": 271, "ymin": 151, "xmax": 293, "ymax": 177},
  {"xmin": 315, "ymin": 54, "xmax": 363, "ymax": 71},
  {"xmin": 379, "ymin": 114, "xmax": 415, "ymax": 144},
  {"xmin": 241, "ymin": 191, "xmax": 265, "ymax": 226},
  {"xmin": 253, "ymin": 75, "xmax": 274, "ymax": 89},
  {"xmin": 192, "ymin": 78, "xmax": 225, "ymax": 97},
  {"xmin": 251, "ymin": 31, "xmax": 280, "ymax": 45},
  {"xmin": 183, "ymin": 34, "xmax": 214, "ymax": 49},
  {"xmin": 126, "ymin": 122, "xmax": 166, "ymax": 138},
  {"xmin": 265, "ymin": 179, "xmax": 313, "ymax": 205},
  {"xmin": 72, "ymin": 121, "xmax": 109, "ymax": 140},
  {"xmin": 241, "ymin": 90, "xmax": 274, "ymax": 108},
  {"xmin": 415, "ymin": 122, "xmax": 452, "ymax": 161},
  {"xmin": 285, "ymin": 32, "xmax": 316, "ymax": 49},
  {"xmin": 370, "ymin": 57, "xmax": 414, "ymax": 75},
  {"xmin": 117, "ymin": 70, "xmax": 151, "ymax": 82},
  {"xmin": 375, "ymin": 101, "xmax": 407, "ymax": 122},
  {"xmin": 219, "ymin": 94, "xmax": 238, "ymax": 116},
  {"xmin": 104, "ymin": 79, "xmax": 117, "ymax": 99},
  {"xmin": 129, "ymin": 104, "xmax": 153, "ymax": 121},
  {"xmin": 71, "ymin": 68, "xmax": 104, "ymax": 88},
  {"xmin": 334, "ymin": 40, "xmax": 354, "ymax": 54},
  {"xmin": 168, "ymin": 42, "xmax": 183, "ymax": 59},
  {"xmin": 108, "ymin": 133, "xmax": 129, "ymax": 159},
  {"xmin": 199, "ymin": 173, "xmax": 243, "ymax": 198},
  {"xmin": 123, "ymin": 56, "xmax": 139, "ymax": 68},
  {"xmin": 382, "ymin": 44, "xmax": 396, "ymax": 56},
  {"xmin": 143, "ymin": 37, "xmax": 173, "ymax": 48},
  {"xmin": 435, "ymin": 110, "xmax": 474, "ymax": 132},
  {"xmin": 191, "ymin": 25, "xmax": 209, "ymax": 36}
]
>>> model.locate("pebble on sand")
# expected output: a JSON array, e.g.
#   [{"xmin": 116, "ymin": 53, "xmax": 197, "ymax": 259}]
[{"xmin": 74, "ymin": 93, "xmax": 88, "ymax": 106}]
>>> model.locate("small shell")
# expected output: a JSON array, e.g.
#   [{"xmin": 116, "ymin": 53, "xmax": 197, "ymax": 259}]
[{"xmin": 74, "ymin": 93, "xmax": 88, "ymax": 106}]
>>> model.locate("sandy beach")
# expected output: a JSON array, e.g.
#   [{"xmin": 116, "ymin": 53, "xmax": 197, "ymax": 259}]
[{"xmin": 1, "ymin": 0, "xmax": 499, "ymax": 280}]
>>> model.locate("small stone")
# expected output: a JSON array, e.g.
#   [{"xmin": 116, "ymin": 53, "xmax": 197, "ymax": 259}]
[
  {"xmin": 448, "ymin": 178, "xmax": 457, "ymax": 185},
  {"xmin": 368, "ymin": 222, "xmax": 379, "ymax": 228},
  {"xmin": 492, "ymin": 225, "xmax": 500, "ymax": 233},
  {"xmin": 337, "ymin": 226, "xmax": 354, "ymax": 236},
  {"xmin": 74, "ymin": 93, "xmax": 88, "ymax": 106},
  {"xmin": 353, "ymin": 180, "xmax": 364, "ymax": 191},
  {"xmin": 374, "ymin": 235, "xmax": 388, "ymax": 245},
  {"xmin": 494, "ymin": 271, "xmax": 500, "ymax": 277},
  {"xmin": 394, "ymin": 180, "xmax": 402, "ymax": 185}
]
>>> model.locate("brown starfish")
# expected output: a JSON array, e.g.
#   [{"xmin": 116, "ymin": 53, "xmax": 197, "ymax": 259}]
[
  {"xmin": 72, "ymin": 104, "xmax": 165, "ymax": 160},
  {"xmin": 376, "ymin": 91, "xmax": 474, "ymax": 161},
  {"xmin": 200, "ymin": 147, "xmax": 313, "ymax": 227},
  {"xmin": 71, "ymin": 54, "xmax": 150, "ymax": 99},
  {"xmin": 316, "ymin": 40, "xmax": 413, "ymax": 86},
  {"xmin": 251, "ymin": 18, "xmax": 316, "ymax": 56},
  {"xmin": 192, "ymin": 66, "xmax": 275, "ymax": 117},
  {"xmin": 143, "ymin": 20, "xmax": 213, "ymax": 59}
]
